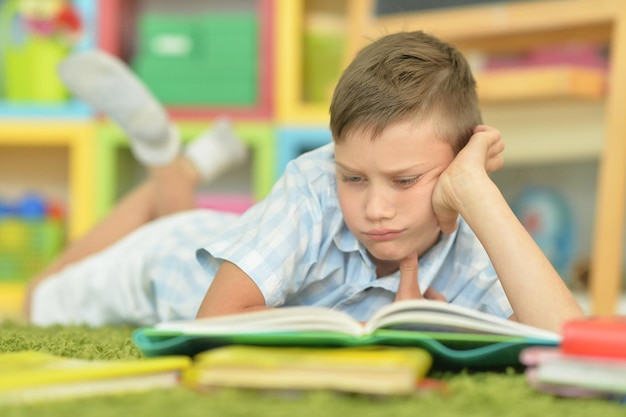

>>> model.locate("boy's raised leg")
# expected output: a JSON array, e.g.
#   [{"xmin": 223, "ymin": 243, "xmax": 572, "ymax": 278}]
[
  {"xmin": 25, "ymin": 51, "xmax": 247, "ymax": 318},
  {"xmin": 58, "ymin": 49, "xmax": 181, "ymax": 166}
]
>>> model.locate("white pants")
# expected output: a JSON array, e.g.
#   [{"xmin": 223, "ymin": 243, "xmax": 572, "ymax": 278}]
[{"xmin": 30, "ymin": 209, "xmax": 238, "ymax": 326}]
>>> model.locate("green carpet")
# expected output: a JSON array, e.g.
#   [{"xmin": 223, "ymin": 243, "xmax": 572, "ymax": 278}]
[{"xmin": 1, "ymin": 321, "xmax": 624, "ymax": 417}]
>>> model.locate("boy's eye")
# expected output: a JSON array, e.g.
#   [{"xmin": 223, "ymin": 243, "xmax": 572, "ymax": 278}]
[
  {"xmin": 342, "ymin": 175, "xmax": 364, "ymax": 184},
  {"xmin": 395, "ymin": 177, "xmax": 419, "ymax": 187}
]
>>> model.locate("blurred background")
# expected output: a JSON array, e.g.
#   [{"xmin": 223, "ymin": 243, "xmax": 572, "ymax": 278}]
[{"xmin": 0, "ymin": 0, "xmax": 624, "ymax": 318}]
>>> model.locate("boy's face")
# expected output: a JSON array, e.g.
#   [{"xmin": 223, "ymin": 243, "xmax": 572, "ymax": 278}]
[{"xmin": 335, "ymin": 118, "xmax": 454, "ymax": 272}]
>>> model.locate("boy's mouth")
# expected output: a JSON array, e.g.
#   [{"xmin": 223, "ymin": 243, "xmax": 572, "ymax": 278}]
[{"xmin": 364, "ymin": 229, "xmax": 403, "ymax": 242}]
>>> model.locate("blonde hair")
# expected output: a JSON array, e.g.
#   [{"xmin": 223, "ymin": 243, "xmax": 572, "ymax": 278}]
[{"xmin": 330, "ymin": 31, "xmax": 482, "ymax": 154}]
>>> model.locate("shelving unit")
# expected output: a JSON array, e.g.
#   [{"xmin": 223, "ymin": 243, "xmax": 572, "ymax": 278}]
[
  {"xmin": 345, "ymin": 0, "xmax": 626, "ymax": 315},
  {"xmin": 1, "ymin": 0, "xmax": 623, "ymax": 318},
  {"xmin": 0, "ymin": 0, "xmax": 100, "ymax": 246}
]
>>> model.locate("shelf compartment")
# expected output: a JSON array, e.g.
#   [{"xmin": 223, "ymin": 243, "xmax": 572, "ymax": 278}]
[
  {"xmin": 95, "ymin": 121, "xmax": 276, "ymax": 220},
  {"xmin": 276, "ymin": 127, "xmax": 332, "ymax": 176},
  {"xmin": 275, "ymin": 0, "xmax": 349, "ymax": 124},
  {"xmin": 0, "ymin": 121, "xmax": 96, "ymax": 240},
  {"xmin": 482, "ymin": 100, "xmax": 605, "ymax": 165},
  {"xmin": 97, "ymin": 0, "xmax": 274, "ymax": 121}
]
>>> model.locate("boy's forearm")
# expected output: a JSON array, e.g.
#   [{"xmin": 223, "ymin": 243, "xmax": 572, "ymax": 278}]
[
  {"xmin": 456, "ymin": 175, "xmax": 584, "ymax": 332},
  {"xmin": 196, "ymin": 261, "xmax": 268, "ymax": 319},
  {"xmin": 196, "ymin": 303, "xmax": 270, "ymax": 319}
]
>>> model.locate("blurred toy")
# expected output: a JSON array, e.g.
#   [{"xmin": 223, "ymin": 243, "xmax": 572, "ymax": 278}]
[
  {"xmin": 0, "ymin": 0, "xmax": 82, "ymax": 102},
  {"xmin": 512, "ymin": 185, "xmax": 575, "ymax": 285},
  {"xmin": 0, "ymin": 198, "xmax": 11, "ymax": 218},
  {"xmin": 0, "ymin": 193, "xmax": 65, "ymax": 282},
  {"xmin": 18, "ymin": 0, "xmax": 82, "ymax": 46},
  {"xmin": 14, "ymin": 192, "xmax": 47, "ymax": 219}
]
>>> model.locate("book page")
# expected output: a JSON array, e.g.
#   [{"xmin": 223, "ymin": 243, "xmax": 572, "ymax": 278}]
[
  {"xmin": 365, "ymin": 300, "xmax": 561, "ymax": 341},
  {"xmin": 155, "ymin": 307, "xmax": 366, "ymax": 336}
]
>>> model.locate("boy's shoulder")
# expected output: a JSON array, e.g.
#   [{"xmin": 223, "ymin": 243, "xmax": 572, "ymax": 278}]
[
  {"xmin": 284, "ymin": 143, "xmax": 336, "ymax": 183},
  {"xmin": 291, "ymin": 142, "xmax": 335, "ymax": 165},
  {"xmin": 276, "ymin": 143, "xmax": 343, "ymax": 220}
]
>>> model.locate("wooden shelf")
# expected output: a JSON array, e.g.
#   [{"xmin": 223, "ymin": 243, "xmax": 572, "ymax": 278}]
[
  {"xmin": 482, "ymin": 100, "xmax": 604, "ymax": 165},
  {"xmin": 357, "ymin": 0, "xmax": 617, "ymax": 54},
  {"xmin": 476, "ymin": 66, "xmax": 606, "ymax": 102}
]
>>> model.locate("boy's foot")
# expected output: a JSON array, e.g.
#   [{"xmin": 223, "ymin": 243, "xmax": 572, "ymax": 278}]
[
  {"xmin": 58, "ymin": 50, "xmax": 180, "ymax": 166},
  {"xmin": 184, "ymin": 118, "xmax": 248, "ymax": 184}
]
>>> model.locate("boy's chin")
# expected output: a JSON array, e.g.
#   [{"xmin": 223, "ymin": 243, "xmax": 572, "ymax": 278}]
[{"xmin": 365, "ymin": 246, "xmax": 410, "ymax": 264}]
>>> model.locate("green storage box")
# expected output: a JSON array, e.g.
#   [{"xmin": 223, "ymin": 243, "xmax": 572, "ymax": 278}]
[
  {"xmin": 0, "ymin": 218, "xmax": 64, "ymax": 282},
  {"xmin": 132, "ymin": 12, "xmax": 258, "ymax": 106},
  {"xmin": 303, "ymin": 28, "xmax": 345, "ymax": 103}
]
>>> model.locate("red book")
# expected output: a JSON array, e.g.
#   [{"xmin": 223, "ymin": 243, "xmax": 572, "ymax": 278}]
[{"xmin": 561, "ymin": 317, "xmax": 626, "ymax": 359}]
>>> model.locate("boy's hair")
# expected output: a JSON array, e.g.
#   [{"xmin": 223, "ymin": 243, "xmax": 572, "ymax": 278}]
[{"xmin": 329, "ymin": 30, "xmax": 482, "ymax": 154}]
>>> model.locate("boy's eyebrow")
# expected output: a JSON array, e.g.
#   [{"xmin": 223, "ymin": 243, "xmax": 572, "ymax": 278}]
[
  {"xmin": 334, "ymin": 161, "xmax": 353, "ymax": 171},
  {"xmin": 335, "ymin": 161, "xmax": 426, "ymax": 175}
]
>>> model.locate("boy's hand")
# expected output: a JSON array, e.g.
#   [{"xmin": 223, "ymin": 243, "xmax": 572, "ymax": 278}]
[
  {"xmin": 395, "ymin": 252, "xmax": 446, "ymax": 302},
  {"xmin": 432, "ymin": 125, "xmax": 505, "ymax": 233},
  {"xmin": 395, "ymin": 252, "xmax": 421, "ymax": 301}
]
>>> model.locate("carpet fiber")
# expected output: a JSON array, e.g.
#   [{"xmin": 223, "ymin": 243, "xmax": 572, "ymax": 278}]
[{"xmin": 1, "ymin": 321, "xmax": 624, "ymax": 417}]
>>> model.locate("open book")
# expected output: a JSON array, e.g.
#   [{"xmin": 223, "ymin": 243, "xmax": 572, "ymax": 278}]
[{"xmin": 133, "ymin": 299, "xmax": 561, "ymax": 370}]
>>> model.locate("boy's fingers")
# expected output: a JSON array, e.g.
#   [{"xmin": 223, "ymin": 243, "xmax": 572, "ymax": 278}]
[
  {"xmin": 395, "ymin": 253, "xmax": 421, "ymax": 302},
  {"xmin": 469, "ymin": 125, "xmax": 504, "ymax": 172},
  {"xmin": 438, "ymin": 213, "xmax": 459, "ymax": 234},
  {"xmin": 423, "ymin": 287, "xmax": 447, "ymax": 302},
  {"xmin": 486, "ymin": 154, "xmax": 505, "ymax": 173}
]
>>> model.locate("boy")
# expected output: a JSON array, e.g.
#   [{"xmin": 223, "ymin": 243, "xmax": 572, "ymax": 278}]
[{"xmin": 27, "ymin": 31, "xmax": 583, "ymax": 332}]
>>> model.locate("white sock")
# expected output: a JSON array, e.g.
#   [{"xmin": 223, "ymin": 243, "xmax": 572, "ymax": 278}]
[
  {"xmin": 184, "ymin": 118, "xmax": 248, "ymax": 184},
  {"xmin": 57, "ymin": 50, "xmax": 180, "ymax": 166}
]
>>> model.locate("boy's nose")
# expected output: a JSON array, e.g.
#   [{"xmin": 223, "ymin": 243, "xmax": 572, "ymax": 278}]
[{"xmin": 364, "ymin": 187, "xmax": 395, "ymax": 220}]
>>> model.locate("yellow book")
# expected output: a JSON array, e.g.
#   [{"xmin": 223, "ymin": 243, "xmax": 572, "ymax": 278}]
[
  {"xmin": 0, "ymin": 351, "xmax": 191, "ymax": 404},
  {"xmin": 182, "ymin": 346, "xmax": 432, "ymax": 395}
]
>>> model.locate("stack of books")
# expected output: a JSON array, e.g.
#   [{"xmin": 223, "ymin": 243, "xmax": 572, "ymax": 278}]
[
  {"xmin": 3, "ymin": 300, "xmax": 574, "ymax": 404},
  {"xmin": 521, "ymin": 318, "xmax": 626, "ymax": 400},
  {"xmin": 0, "ymin": 346, "xmax": 433, "ymax": 404}
]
